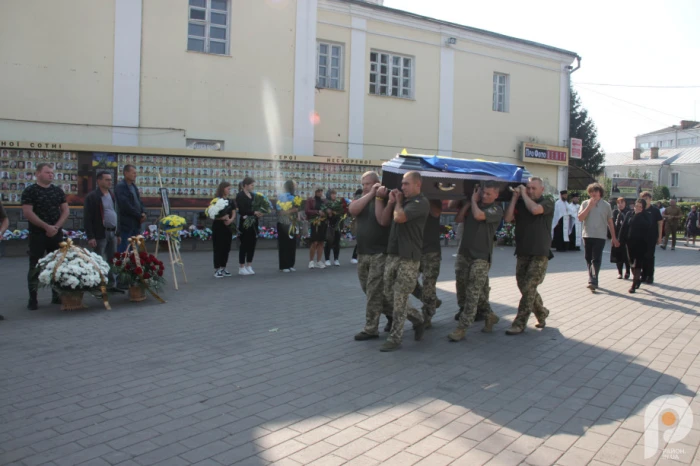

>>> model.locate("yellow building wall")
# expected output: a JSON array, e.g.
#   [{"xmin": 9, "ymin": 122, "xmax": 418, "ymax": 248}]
[
  {"xmin": 140, "ymin": 0, "xmax": 297, "ymax": 153},
  {"xmin": 314, "ymin": 14, "xmax": 352, "ymax": 158},
  {"xmin": 362, "ymin": 21, "xmax": 441, "ymax": 161},
  {"xmin": 452, "ymin": 43, "xmax": 562, "ymax": 171},
  {"xmin": 0, "ymin": 0, "xmax": 115, "ymax": 127}
]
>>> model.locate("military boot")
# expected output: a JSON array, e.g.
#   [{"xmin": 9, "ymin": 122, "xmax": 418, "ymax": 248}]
[
  {"xmin": 380, "ymin": 341, "xmax": 401, "ymax": 352},
  {"xmin": 448, "ymin": 328, "xmax": 466, "ymax": 342},
  {"xmin": 535, "ymin": 308, "xmax": 549, "ymax": 329},
  {"xmin": 505, "ymin": 325, "xmax": 524, "ymax": 335},
  {"xmin": 436, "ymin": 299, "xmax": 442, "ymax": 309},
  {"xmin": 413, "ymin": 322, "xmax": 425, "ymax": 341},
  {"xmin": 354, "ymin": 332, "xmax": 379, "ymax": 341},
  {"xmin": 482, "ymin": 313, "xmax": 499, "ymax": 333}
]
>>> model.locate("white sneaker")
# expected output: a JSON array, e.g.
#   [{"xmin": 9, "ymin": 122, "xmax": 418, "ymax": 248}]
[
  {"xmin": 282, "ymin": 269, "xmax": 291, "ymax": 273},
  {"xmin": 316, "ymin": 261, "xmax": 326, "ymax": 269},
  {"xmin": 239, "ymin": 268, "xmax": 250, "ymax": 276},
  {"xmin": 334, "ymin": 260, "xmax": 340, "ymax": 266},
  {"xmin": 309, "ymin": 261, "xmax": 315, "ymax": 269},
  {"xmin": 290, "ymin": 267, "xmax": 296, "ymax": 272},
  {"xmin": 246, "ymin": 266, "xmax": 255, "ymax": 275},
  {"xmin": 350, "ymin": 258, "xmax": 358, "ymax": 264},
  {"xmin": 325, "ymin": 260, "xmax": 331, "ymax": 266}
]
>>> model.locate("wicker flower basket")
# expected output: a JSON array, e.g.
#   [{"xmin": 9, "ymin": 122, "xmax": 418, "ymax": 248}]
[
  {"xmin": 128, "ymin": 285, "xmax": 147, "ymax": 302},
  {"xmin": 60, "ymin": 292, "xmax": 87, "ymax": 311}
]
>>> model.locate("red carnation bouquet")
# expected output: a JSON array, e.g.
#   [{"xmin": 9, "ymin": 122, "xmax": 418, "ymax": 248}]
[{"xmin": 111, "ymin": 238, "xmax": 166, "ymax": 303}]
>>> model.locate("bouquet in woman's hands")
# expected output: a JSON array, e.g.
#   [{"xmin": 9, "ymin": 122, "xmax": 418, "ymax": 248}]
[
  {"xmin": 206, "ymin": 197, "xmax": 234, "ymax": 220},
  {"xmin": 276, "ymin": 193, "xmax": 303, "ymax": 237},
  {"xmin": 243, "ymin": 192, "xmax": 272, "ymax": 229},
  {"xmin": 324, "ymin": 198, "xmax": 351, "ymax": 230}
]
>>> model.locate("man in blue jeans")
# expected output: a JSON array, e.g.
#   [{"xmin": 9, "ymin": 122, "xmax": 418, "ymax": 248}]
[
  {"xmin": 115, "ymin": 164, "xmax": 146, "ymax": 253},
  {"xmin": 577, "ymin": 182, "xmax": 619, "ymax": 291}
]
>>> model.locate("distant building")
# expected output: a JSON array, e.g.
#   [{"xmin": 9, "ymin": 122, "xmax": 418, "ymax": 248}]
[
  {"xmin": 636, "ymin": 120, "xmax": 700, "ymax": 149},
  {"xmin": 604, "ymin": 147, "xmax": 700, "ymax": 200}
]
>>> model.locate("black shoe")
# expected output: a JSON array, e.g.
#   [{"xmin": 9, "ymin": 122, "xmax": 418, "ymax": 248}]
[
  {"xmin": 384, "ymin": 317, "xmax": 393, "ymax": 333},
  {"xmin": 354, "ymin": 332, "xmax": 379, "ymax": 341},
  {"xmin": 624, "ymin": 272, "xmax": 630, "ymax": 280},
  {"xmin": 436, "ymin": 299, "xmax": 442, "ymax": 309},
  {"xmin": 27, "ymin": 299, "xmax": 38, "ymax": 310},
  {"xmin": 413, "ymin": 322, "xmax": 425, "ymax": 341},
  {"xmin": 646, "ymin": 277, "xmax": 653, "ymax": 284}
]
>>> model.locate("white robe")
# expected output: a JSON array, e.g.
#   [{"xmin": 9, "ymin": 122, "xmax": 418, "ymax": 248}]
[
  {"xmin": 568, "ymin": 202, "xmax": 582, "ymax": 247},
  {"xmin": 552, "ymin": 199, "xmax": 570, "ymax": 242}
]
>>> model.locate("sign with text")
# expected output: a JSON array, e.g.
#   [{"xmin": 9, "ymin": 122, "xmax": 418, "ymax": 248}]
[
  {"xmin": 570, "ymin": 138, "xmax": 582, "ymax": 159},
  {"xmin": 521, "ymin": 143, "xmax": 569, "ymax": 166}
]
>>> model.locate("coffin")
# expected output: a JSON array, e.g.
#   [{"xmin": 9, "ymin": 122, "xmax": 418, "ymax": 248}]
[{"xmin": 381, "ymin": 154, "xmax": 527, "ymax": 201}]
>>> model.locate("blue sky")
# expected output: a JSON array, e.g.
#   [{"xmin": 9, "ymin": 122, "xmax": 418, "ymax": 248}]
[{"xmin": 384, "ymin": 0, "xmax": 700, "ymax": 153}]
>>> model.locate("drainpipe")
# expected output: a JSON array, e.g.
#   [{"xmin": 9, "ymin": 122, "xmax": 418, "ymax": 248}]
[{"xmin": 569, "ymin": 56, "xmax": 582, "ymax": 74}]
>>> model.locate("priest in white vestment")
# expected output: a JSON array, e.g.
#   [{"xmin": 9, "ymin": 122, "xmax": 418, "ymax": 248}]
[{"xmin": 551, "ymin": 190, "xmax": 570, "ymax": 251}]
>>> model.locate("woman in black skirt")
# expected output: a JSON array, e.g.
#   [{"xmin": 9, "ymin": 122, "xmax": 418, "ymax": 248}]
[
  {"xmin": 277, "ymin": 180, "xmax": 299, "ymax": 272},
  {"xmin": 610, "ymin": 197, "xmax": 631, "ymax": 279},
  {"xmin": 621, "ymin": 198, "xmax": 653, "ymax": 293},
  {"xmin": 211, "ymin": 182, "xmax": 236, "ymax": 278},
  {"xmin": 236, "ymin": 177, "xmax": 263, "ymax": 276}
]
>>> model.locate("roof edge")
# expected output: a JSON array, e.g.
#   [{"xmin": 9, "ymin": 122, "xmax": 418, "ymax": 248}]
[{"xmin": 336, "ymin": 0, "xmax": 580, "ymax": 60}]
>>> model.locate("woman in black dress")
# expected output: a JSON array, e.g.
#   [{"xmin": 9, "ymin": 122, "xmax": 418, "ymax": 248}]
[
  {"xmin": 236, "ymin": 177, "xmax": 263, "ymax": 276},
  {"xmin": 622, "ymin": 198, "xmax": 653, "ymax": 293},
  {"xmin": 610, "ymin": 197, "xmax": 631, "ymax": 279},
  {"xmin": 685, "ymin": 205, "xmax": 698, "ymax": 247}
]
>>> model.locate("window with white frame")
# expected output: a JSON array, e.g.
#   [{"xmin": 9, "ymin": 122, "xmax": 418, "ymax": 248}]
[
  {"xmin": 493, "ymin": 73, "xmax": 509, "ymax": 112},
  {"xmin": 317, "ymin": 42, "xmax": 343, "ymax": 90},
  {"xmin": 612, "ymin": 172, "xmax": 620, "ymax": 178},
  {"xmin": 671, "ymin": 172, "xmax": 679, "ymax": 187},
  {"xmin": 638, "ymin": 142, "xmax": 651, "ymax": 149},
  {"xmin": 679, "ymin": 137, "xmax": 699, "ymax": 146},
  {"xmin": 187, "ymin": 0, "xmax": 229, "ymax": 55},
  {"xmin": 369, "ymin": 51, "xmax": 413, "ymax": 98}
]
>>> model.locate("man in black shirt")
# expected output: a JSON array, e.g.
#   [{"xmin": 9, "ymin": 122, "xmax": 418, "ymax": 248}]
[
  {"xmin": 21, "ymin": 163, "xmax": 69, "ymax": 310},
  {"xmin": 503, "ymin": 177, "xmax": 554, "ymax": 335},
  {"xmin": 115, "ymin": 164, "xmax": 146, "ymax": 253},
  {"xmin": 640, "ymin": 191, "xmax": 663, "ymax": 283}
]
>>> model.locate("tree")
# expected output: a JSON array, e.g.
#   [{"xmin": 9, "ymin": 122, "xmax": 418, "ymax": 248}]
[
  {"xmin": 653, "ymin": 186, "xmax": 670, "ymax": 200},
  {"xmin": 569, "ymin": 88, "xmax": 605, "ymax": 176}
]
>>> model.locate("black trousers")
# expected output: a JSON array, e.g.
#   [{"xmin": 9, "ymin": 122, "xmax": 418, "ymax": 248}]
[
  {"xmin": 277, "ymin": 223, "xmax": 297, "ymax": 270},
  {"xmin": 352, "ymin": 245, "xmax": 358, "ymax": 260},
  {"xmin": 212, "ymin": 221, "xmax": 232, "ymax": 269},
  {"xmin": 239, "ymin": 226, "xmax": 258, "ymax": 264},
  {"xmin": 584, "ymin": 237, "xmax": 606, "ymax": 286},
  {"xmin": 324, "ymin": 229, "xmax": 340, "ymax": 260},
  {"xmin": 28, "ymin": 231, "xmax": 63, "ymax": 299},
  {"xmin": 642, "ymin": 243, "xmax": 656, "ymax": 281}
]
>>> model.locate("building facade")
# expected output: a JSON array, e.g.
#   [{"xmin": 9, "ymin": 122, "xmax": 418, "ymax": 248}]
[
  {"xmin": 604, "ymin": 147, "xmax": 700, "ymax": 201},
  {"xmin": 0, "ymin": 0, "xmax": 578, "ymax": 200},
  {"xmin": 635, "ymin": 120, "xmax": 700, "ymax": 149}
]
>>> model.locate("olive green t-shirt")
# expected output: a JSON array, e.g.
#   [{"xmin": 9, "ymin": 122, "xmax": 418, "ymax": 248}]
[
  {"xmin": 514, "ymin": 197, "xmax": 554, "ymax": 257},
  {"xmin": 458, "ymin": 202, "xmax": 503, "ymax": 263},
  {"xmin": 387, "ymin": 194, "xmax": 430, "ymax": 260},
  {"xmin": 355, "ymin": 200, "xmax": 390, "ymax": 255},
  {"xmin": 422, "ymin": 214, "xmax": 442, "ymax": 255}
]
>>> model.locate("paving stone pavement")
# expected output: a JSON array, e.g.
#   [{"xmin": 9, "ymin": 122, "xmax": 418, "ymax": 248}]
[{"xmin": 1, "ymin": 242, "xmax": 699, "ymax": 466}]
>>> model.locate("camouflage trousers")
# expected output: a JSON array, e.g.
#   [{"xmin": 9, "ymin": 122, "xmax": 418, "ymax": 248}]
[
  {"xmin": 512, "ymin": 255, "xmax": 550, "ymax": 330},
  {"xmin": 384, "ymin": 255, "xmax": 424, "ymax": 344},
  {"xmin": 411, "ymin": 252, "xmax": 441, "ymax": 319},
  {"xmin": 358, "ymin": 253, "xmax": 392, "ymax": 335},
  {"xmin": 456, "ymin": 258, "xmax": 494, "ymax": 329},
  {"xmin": 455, "ymin": 254, "xmax": 490, "ymax": 317}
]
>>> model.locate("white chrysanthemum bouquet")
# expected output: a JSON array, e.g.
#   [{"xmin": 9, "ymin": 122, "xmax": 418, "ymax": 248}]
[
  {"xmin": 206, "ymin": 198, "xmax": 232, "ymax": 219},
  {"xmin": 37, "ymin": 246, "xmax": 111, "ymax": 292}
]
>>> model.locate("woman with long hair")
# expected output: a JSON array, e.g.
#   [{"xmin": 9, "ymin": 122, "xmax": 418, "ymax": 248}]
[
  {"xmin": 212, "ymin": 181, "xmax": 236, "ymax": 278},
  {"xmin": 324, "ymin": 189, "xmax": 342, "ymax": 266},
  {"xmin": 622, "ymin": 198, "xmax": 653, "ymax": 293},
  {"xmin": 277, "ymin": 180, "xmax": 298, "ymax": 272},
  {"xmin": 236, "ymin": 177, "xmax": 262, "ymax": 275},
  {"xmin": 610, "ymin": 197, "xmax": 631, "ymax": 279},
  {"xmin": 305, "ymin": 188, "xmax": 327, "ymax": 269}
]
